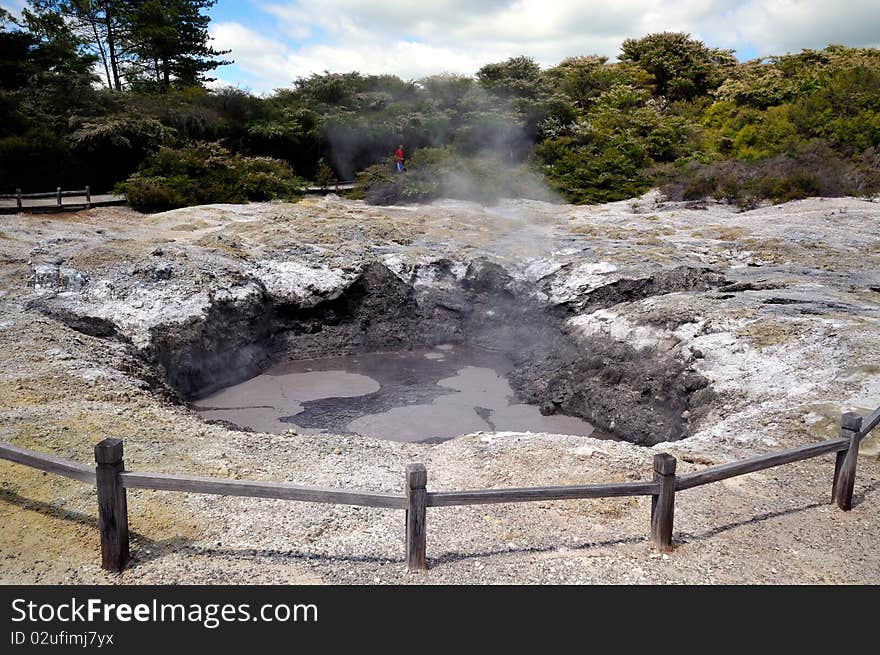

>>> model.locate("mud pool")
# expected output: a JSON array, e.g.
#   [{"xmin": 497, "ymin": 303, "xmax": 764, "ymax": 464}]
[{"xmin": 192, "ymin": 345, "xmax": 601, "ymax": 442}]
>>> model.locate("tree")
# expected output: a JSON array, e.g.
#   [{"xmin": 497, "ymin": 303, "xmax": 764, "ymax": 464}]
[
  {"xmin": 546, "ymin": 56, "xmax": 652, "ymax": 111},
  {"xmin": 27, "ymin": 0, "xmax": 129, "ymax": 91},
  {"xmin": 0, "ymin": 7, "xmax": 99, "ymax": 190},
  {"xmin": 0, "ymin": 14, "xmax": 40, "ymax": 90},
  {"xmin": 620, "ymin": 32, "xmax": 736, "ymax": 102},
  {"xmin": 475, "ymin": 56, "xmax": 571, "ymax": 158},
  {"xmin": 124, "ymin": 0, "xmax": 231, "ymax": 92},
  {"xmin": 1, "ymin": 5, "xmax": 96, "ymax": 91},
  {"xmin": 26, "ymin": 0, "xmax": 230, "ymax": 92},
  {"xmin": 418, "ymin": 73, "xmax": 473, "ymax": 110},
  {"xmin": 476, "ymin": 55, "xmax": 547, "ymax": 99}
]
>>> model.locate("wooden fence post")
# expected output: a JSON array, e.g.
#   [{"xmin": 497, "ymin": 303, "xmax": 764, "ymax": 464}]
[
  {"xmin": 15, "ymin": 188, "xmax": 21, "ymax": 209},
  {"xmin": 56, "ymin": 187, "xmax": 62, "ymax": 207},
  {"xmin": 405, "ymin": 463, "xmax": 427, "ymax": 571},
  {"xmin": 95, "ymin": 438, "xmax": 130, "ymax": 572},
  {"xmin": 832, "ymin": 412, "xmax": 863, "ymax": 511},
  {"xmin": 651, "ymin": 453, "xmax": 677, "ymax": 551},
  {"xmin": 85, "ymin": 185, "xmax": 91, "ymax": 208}
]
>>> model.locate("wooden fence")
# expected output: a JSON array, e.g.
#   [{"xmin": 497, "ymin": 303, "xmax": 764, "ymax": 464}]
[
  {"xmin": 303, "ymin": 181, "xmax": 356, "ymax": 193},
  {"xmin": 0, "ymin": 187, "xmax": 93, "ymax": 210},
  {"xmin": 0, "ymin": 407, "xmax": 877, "ymax": 573}
]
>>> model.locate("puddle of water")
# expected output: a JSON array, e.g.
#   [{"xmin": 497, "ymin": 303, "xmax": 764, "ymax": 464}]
[{"xmin": 193, "ymin": 345, "xmax": 603, "ymax": 443}]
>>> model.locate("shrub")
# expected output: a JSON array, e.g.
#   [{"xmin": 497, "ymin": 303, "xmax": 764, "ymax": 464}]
[
  {"xmin": 118, "ymin": 143, "xmax": 305, "ymax": 211},
  {"xmin": 119, "ymin": 175, "xmax": 193, "ymax": 210},
  {"xmin": 536, "ymin": 135, "xmax": 653, "ymax": 204},
  {"xmin": 661, "ymin": 142, "xmax": 879, "ymax": 208},
  {"xmin": 234, "ymin": 156, "xmax": 306, "ymax": 201},
  {"xmin": 314, "ymin": 157, "xmax": 337, "ymax": 189},
  {"xmin": 680, "ymin": 173, "xmax": 716, "ymax": 201},
  {"xmin": 766, "ymin": 172, "xmax": 820, "ymax": 203}
]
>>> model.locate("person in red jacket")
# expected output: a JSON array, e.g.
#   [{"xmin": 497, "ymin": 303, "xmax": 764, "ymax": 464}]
[{"xmin": 394, "ymin": 145, "xmax": 405, "ymax": 172}]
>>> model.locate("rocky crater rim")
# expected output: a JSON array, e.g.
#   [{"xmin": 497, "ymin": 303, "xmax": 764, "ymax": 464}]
[{"xmin": 33, "ymin": 256, "xmax": 727, "ymax": 446}]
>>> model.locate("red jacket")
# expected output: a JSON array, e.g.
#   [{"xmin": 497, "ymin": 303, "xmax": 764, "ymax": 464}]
[{"xmin": 394, "ymin": 148, "xmax": 404, "ymax": 162}]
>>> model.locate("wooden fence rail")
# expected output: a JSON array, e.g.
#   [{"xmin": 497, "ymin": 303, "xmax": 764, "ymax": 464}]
[
  {"xmin": 0, "ymin": 408, "xmax": 877, "ymax": 573},
  {"xmin": 0, "ymin": 186, "xmax": 92, "ymax": 209},
  {"xmin": 0, "ymin": 441, "xmax": 96, "ymax": 484},
  {"xmin": 675, "ymin": 438, "xmax": 849, "ymax": 491},
  {"xmin": 119, "ymin": 471, "xmax": 406, "ymax": 508},
  {"xmin": 425, "ymin": 480, "xmax": 659, "ymax": 507}
]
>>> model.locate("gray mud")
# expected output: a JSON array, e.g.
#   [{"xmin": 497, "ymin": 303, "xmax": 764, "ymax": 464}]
[{"xmin": 192, "ymin": 345, "xmax": 602, "ymax": 442}]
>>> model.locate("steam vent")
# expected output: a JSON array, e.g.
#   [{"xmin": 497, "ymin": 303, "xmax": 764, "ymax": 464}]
[{"xmin": 2, "ymin": 192, "xmax": 880, "ymax": 583}]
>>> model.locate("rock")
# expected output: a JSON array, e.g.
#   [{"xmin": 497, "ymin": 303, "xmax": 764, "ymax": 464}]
[
  {"xmin": 151, "ymin": 262, "xmax": 173, "ymax": 281},
  {"xmin": 29, "ymin": 263, "xmax": 87, "ymax": 291},
  {"xmin": 60, "ymin": 268, "xmax": 88, "ymax": 291},
  {"xmin": 29, "ymin": 263, "xmax": 59, "ymax": 290},
  {"xmin": 539, "ymin": 401, "xmax": 556, "ymax": 416}
]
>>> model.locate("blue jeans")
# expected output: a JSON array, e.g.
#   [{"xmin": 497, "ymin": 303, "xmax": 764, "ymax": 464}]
[{"xmin": 396, "ymin": 161, "xmax": 404, "ymax": 172}]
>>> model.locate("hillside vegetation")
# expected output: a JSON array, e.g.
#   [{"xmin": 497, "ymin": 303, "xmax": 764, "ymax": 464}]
[{"xmin": 2, "ymin": 5, "xmax": 878, "ymax": 209}]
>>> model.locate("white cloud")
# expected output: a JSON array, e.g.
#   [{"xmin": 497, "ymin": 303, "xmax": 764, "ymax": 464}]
[
  {"xmin": 212, "ymin": 1, "xmax": 880, "ymax": 92},
  {"xmin": 0, "ymin": 1, "xmax": 27, "ymax": 18},
  {"xmin": 721, "ymin": 0, "xmax": 880, "ymax": 56},
  {"xmin": 211, "ymin": 21, "xmax": 501, "ymax": 90},
  {"xmin": 211, "ymin": 21, "xmax": 293, "ymax": 88}
]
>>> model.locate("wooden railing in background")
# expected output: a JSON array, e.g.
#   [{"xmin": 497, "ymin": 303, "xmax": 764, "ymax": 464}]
[
  {"xmin": 0, "ymin": 187, "xmax": 92, "ymax": 209},
  {"xmin": 0, "ymin": 187, "xmax": 93, "ymax": 209},
  {"xmin": 0, "ymin": 407, "xmax": 877, "ymax": 573}
]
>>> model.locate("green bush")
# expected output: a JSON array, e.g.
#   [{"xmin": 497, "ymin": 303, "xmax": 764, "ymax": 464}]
[
  {"xmin": 536, "ymin": 135, "xmax": 653, "ymax": 204},
  {"xmin": 118, "ymin": 175, "xmax": 193, "ymax": 209},
  {"xmin": 662, "ymin": 143, "xmax": 879, "ymax": 208},
  {"xmin": 314, "ymin": 157, "xmax": 337, "ymax": 189},
  {"xmin": 118, "ymin": 143, "xmax": 306, "ymax": 211},
  {"xmin": 768, "ymin": 172, "xmax": 820, "ymax": 203},
  {"xmin": 619, "ymin": 32, "xmax": 736, "ymax": 102},
  {"xmin": 680, "ymin": 173, "xmax": 717, "ymax": 201},
  {"xmin": 234, "ymin": 156, "xmax": 306, "ymax": 200}
]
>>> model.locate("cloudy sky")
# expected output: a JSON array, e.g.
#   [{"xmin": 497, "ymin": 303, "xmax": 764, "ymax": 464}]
[
  {"xmin": 4, "ymin": 0, "xmax": 880, "ymax": 93},
  {"xmin": 206, "ymin": 0, "xmax": 880, "ymax": 93}
]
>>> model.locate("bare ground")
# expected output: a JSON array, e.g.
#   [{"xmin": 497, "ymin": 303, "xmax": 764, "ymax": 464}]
[{"xmin": 0, "ymin": 192, "xmax": 878, "ymax": 584}]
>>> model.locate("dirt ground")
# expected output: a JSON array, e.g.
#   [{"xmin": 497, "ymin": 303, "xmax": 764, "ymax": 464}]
[{"xmin": 0, "ymin": 191, "xmax": 878, "ymax": 584}]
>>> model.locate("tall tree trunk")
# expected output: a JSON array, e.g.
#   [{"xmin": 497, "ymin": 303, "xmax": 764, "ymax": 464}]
[
  {"xmin": 161, "ymin": 56, "xmax": 170, "ymax": 93},
  {"xmin": 105, "ymin": 13, "xmax": 121, "ymax": 91},
  {"xmin": 88, "ymin": 16, "xmax": 112, "ymax": 90}
]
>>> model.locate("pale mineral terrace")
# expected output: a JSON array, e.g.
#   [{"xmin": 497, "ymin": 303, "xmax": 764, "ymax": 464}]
[{"xmin": 0, "ymin": 191, "xmax": 878, "ymax": 584}]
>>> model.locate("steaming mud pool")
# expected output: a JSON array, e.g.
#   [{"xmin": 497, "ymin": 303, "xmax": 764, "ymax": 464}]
[{"xmin": 192, "ymin": 345, "xmax": 601, "ymax": 442}]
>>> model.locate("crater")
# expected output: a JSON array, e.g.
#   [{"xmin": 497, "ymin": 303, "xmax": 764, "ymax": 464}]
[{"xmin": 41, "ymin": 258, "xmax": 722, "ymax": 446}]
